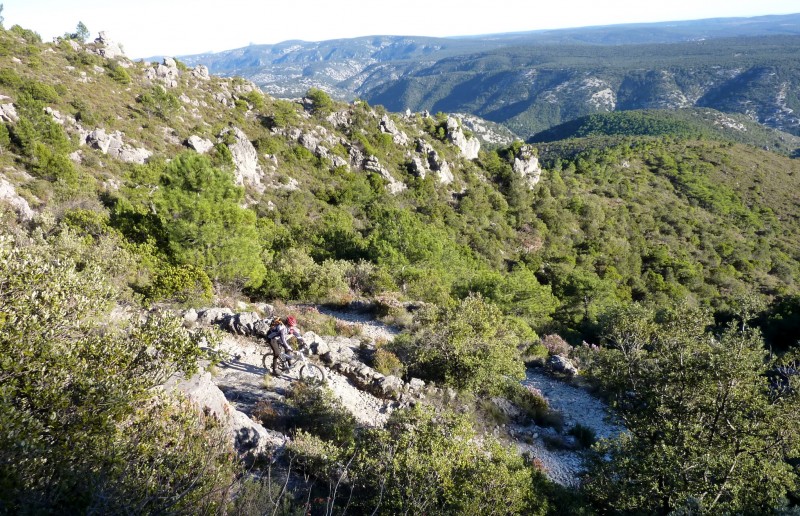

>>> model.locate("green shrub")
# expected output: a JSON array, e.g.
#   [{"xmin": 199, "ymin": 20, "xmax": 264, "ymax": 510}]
[
  {"xmin": 0, "ymin": 229, "xmax": 224, "ymax": 512},
  {"xmin": 0, "ymin": 68, "xmax": 22, "ymax": 88},
  {"xmin": 61, "ymin": 208, "xmax": 111, "ymax": 238},
  {"xmin": 306, "ymin": 87, "xmax": 333, "ymax": 116},
  {"xmin": 137, "ymin": 85, "xmax": 180, "ymax": 120},
  {"xmin": 389, "ymin": 294, "xmax": 525, "ymax": 394},
  {"xmin": 286, "ymin": 383, "xmax": 357, "ymax": 445},
  {"xmin": 9, "ymin": 25, "xmax": 42, "ymax": 44},
  {"xmin": 346, "ymin": 406, "xmax": 547, "ymax": 514},
  {"xmin": 266, "ymin": 99, "xmax": 299, "ymax": 128},
  {"xmin": 568, "ymin": 423, "xmax": 597, "ymax": 448},
  {"xmin": 145, "ymin": 263, "xmax": 214, "ymax": 306},
  {"xmin": 21, "ymin": 79, "xmax": 61, "ymax": 103},
  {"xmin": 374, "ymin": 347, "xmax": 404, "ymax": 377},
  {"xmin": 105, "ymin": 62, "xmax": 131, "ymax": 84},
  {"xmin": 0, "ymin": 123, "xmax": 10, "ymax": 150}
]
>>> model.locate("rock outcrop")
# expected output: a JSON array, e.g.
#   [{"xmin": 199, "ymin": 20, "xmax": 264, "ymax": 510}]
[
  {"xmin": 220, "ymin": 126, "xmax": 265, "ymax": 193},
  {"xmin": 512, "ymin": 144, "xmax": 543, "ymax": 188},
  {"xmin": 170, "ymin": 372, "xmax": 285, "ymax": 461},
  {"xmin": 546, "ymin": 355, "xmax": 578, "ymax": 376},
  {"xmin": 0, "ymin": 96, "xmax": 18, "ymax": 123},
  {"xmin": 191, "ymin": 65, "xmax": 210, "ymax": 81},
  {"xmin": 379, "ymin": 114, "xmax": 409, "ymax": 145},
  {"xmin": 446, "ymin": 116, "xmax": 480, "ymax": 160},
  {"xmin": 0, "ymin": 175, "xmax": 34, "ymax": 221},
  {"xmin": 414, "ymin": 139, "xmax": 454, "ymax": 184},
  {"xmin": 145, "ymin": 57, "xmax": 181, "ymax": 88},
  {"xmin": 363, "ymin": 155, "xmax": 406, "ymax": 194},
  {"xmin": 186, "ymin": 135, "xmax": 214, "ymax": 154},
  {"xmin": 91, "ymin": 31, "xmax": 125, "ymax": 60},
  {"xmin": 85, "ymin": 128, "xmax": 152, "ymax": 164}
]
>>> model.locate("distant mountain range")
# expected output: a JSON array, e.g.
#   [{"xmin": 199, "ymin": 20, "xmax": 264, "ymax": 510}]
[{"xmin": 176, "ymin": 13, "xmax": 800, "ymax": 140}]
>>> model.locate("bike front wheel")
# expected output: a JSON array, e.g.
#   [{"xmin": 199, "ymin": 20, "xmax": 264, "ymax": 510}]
[{"xmin": 300, "ymin": 363, "xmax": 326, "ymax": 385}]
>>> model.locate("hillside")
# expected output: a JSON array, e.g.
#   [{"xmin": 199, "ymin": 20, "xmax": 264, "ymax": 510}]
[
  {"xmin": 177, "ymin": 14, "xmax": 800, "ymax": 140},
  {"xmin": 2, "ymin": 22, "xmax": 800, "ymax": 514},
  {"xmin": 362, "ymin": 35, "xmax": 800, "ymax": 139},
  {"xmin": 530, "ymin": 108, "xmax": 800, "ymax": 156}
]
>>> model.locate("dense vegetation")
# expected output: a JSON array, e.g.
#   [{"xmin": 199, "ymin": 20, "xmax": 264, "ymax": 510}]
[
  {"xmin": 530, "ymin": 108, "xmax": 800, "ymax": 157},
  {"xmin": 1, "ymin": 21, "xmax": 799, "ymax": 514}
]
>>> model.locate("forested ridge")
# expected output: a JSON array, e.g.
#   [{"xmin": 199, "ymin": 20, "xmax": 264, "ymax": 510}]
[{"xmin": 1, "ymin": 20, "xmax": 800, "ymax": 514}]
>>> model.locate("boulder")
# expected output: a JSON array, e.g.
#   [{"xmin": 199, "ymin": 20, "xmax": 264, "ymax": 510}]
[
  {"xmin": 86, "ymin": 128, "xmax": 119, "ymax": 154},
  {"xmin": 436, "ymin": 161, "xmax": 454, "ymax": 185},
  {"xmin": 327, "ymin": 110, "xmax": 351, "ymax": 128},
  {"xmin": 330, "ymin": 155, "xmax": 349, "ymax": 170},
  {"xmin": 116, "ymin": 145, "xmax": 152, "ymax": 164},
  {"xmin": 182, "ymin": 308, "xmax": 199, "ymax": 328},
  {"xmin": 191, "ymin": 65, "xmax": 210, "ymax": 81},
  {"xmin": 375, "ymin": 375, "xmax": 404, "ymax": 399},
  {"xmin": 0, "ymin": 103, "xmax": 18, "ymax": 123},
  {"xmin": 197, "ymin": 307, "xmax": 234, "ymax": 326},
  {"xmin": 304, "ymin": 332, "xmax": 330, "ymax": 356},
  {"xmin": 85, "ymin": 128, "xmax": 151, "ymax": 164},
  {"xmin": 0, "ymin": 176, "xmax": 34, "ymax": 221},
  {"xmin": 348, "ymin": 146, "xmax": 364, "ymax": 169},
  {"xmin": 491, "ymin": 396, "xmax": 524, "ymax": 421},
  {"xmin": 155, "ymin": 57, "xmax": 180, "ymax": 88},
  {"xmin": 446, "ymin": 116, "xmax": 480, "ymax": 160},
  {"xmin": 170, "ymin": 372, "xmax": 284, "ymax": 461},
  {"xmin": 415, "ymin": 139, "xmax": 453, "ymax": 184},
  {"xmin": 226, "ymin": 311, "xmax": 261, "ymax": 336},
  {"xmin": 547, "ymin": 354, "xmax": 578, "ymax": 376},
  {"xmin": 186, "ymin": 135, "xmax": 214, "ymax": 154},
  {"xmin": 220, "ymin": 126, "xmax": 265, "ymax": 193},
  {"xmin": 408, "ymin": 378, "xmax": 426, "ymax": 392}
]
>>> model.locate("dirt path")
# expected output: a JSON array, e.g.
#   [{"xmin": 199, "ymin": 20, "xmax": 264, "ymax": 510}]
[
  {"xmin": 512, "ymin": 368, "xmax": 625, "ymax": 486},
  {"xmin": 212, "ymin": 333, "xmax": 392, "ymax": 428},
  {"xmin": 316, "ymin": 305, "xmax": 399, "ymax": 343},
  {"xmin": 208, "ymin": 310, "xmax": 623, "ymax": 487}
]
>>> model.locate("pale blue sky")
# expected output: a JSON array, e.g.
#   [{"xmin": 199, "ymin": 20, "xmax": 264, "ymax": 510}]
[{"xmin": 3, "ymin": 0, "xmax": 799, "ymax": 58}]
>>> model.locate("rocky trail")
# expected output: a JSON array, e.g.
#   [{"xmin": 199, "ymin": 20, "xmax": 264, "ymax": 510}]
[
  {"xmin": 177, "ymin": 306, "xmax": 623, "ymax": 486},
  {"xmin": 512, "ymin": 368, "xmax": 625, "ymax": 485}
]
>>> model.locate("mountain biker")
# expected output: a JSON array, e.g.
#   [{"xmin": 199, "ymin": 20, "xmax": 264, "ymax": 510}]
[{"xmin": 266, "ymin": 316, "xmax": 305, "ymax": 375}]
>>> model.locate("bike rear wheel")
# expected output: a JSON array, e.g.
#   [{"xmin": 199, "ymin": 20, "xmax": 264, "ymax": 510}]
[
  {"xmin": 261, "ymin": 348, "xmax": 275, "ymax": 370},
  {"xmin": 300, "ymin": 363, "xmax": 326, "ymax": 384}
]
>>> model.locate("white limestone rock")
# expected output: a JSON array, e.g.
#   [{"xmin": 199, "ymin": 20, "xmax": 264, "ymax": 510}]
[
  {"xmin": 0, "ymin": 175, "xmax": 34, "ymax": 221},
  {"xmin": 144, "ymin": 57, "xmax": 181, "ymax": 88},
  {"xmin": 92, "ymin": 31, "xmax": 125, "ymax": 59},
  {"xmin": 186, "ymin": 135, "xmax": 214, "ymax": 154},
  {"xmin": 379, "ymin": 114, "xmax": 409, "ymax": 146},
  {"xmin": 220, "ymin": 126, "xmax": 265, "ymax": 193},
  {"xmin": 512, "ymin": 144, "xmax": 543, "ymax": 188},
  {"xmin": 85, "ymin": 128, "xmax": 151, "ymax": 164},
  {"xmin": 446, "ymin": 116, "xmax": 480, "ymax": 160},
  {"xmin": 0, "ymin": 103, "xmax": 18, "ymax": 123},
  {"xmin": 191, "ymin": 65, "xmax": 210, "ymax": 81},
  {"xmin": 363, "ymin": 155, "xmax": 406, "ymax": 194},
  {"xmin": 170, "ymin": 372, "xmax": 284, "ymax": 461}
]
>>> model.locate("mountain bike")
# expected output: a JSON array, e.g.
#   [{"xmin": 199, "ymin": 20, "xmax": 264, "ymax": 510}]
[{"xmin": 262, "ymin": 342, "xmax": 326, "ymax": 384}]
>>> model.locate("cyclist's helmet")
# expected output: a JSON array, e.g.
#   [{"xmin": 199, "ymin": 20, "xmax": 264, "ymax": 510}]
[{"xmin": 286, "ymin": 315, "xmax": 297, "ymax": 327}]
